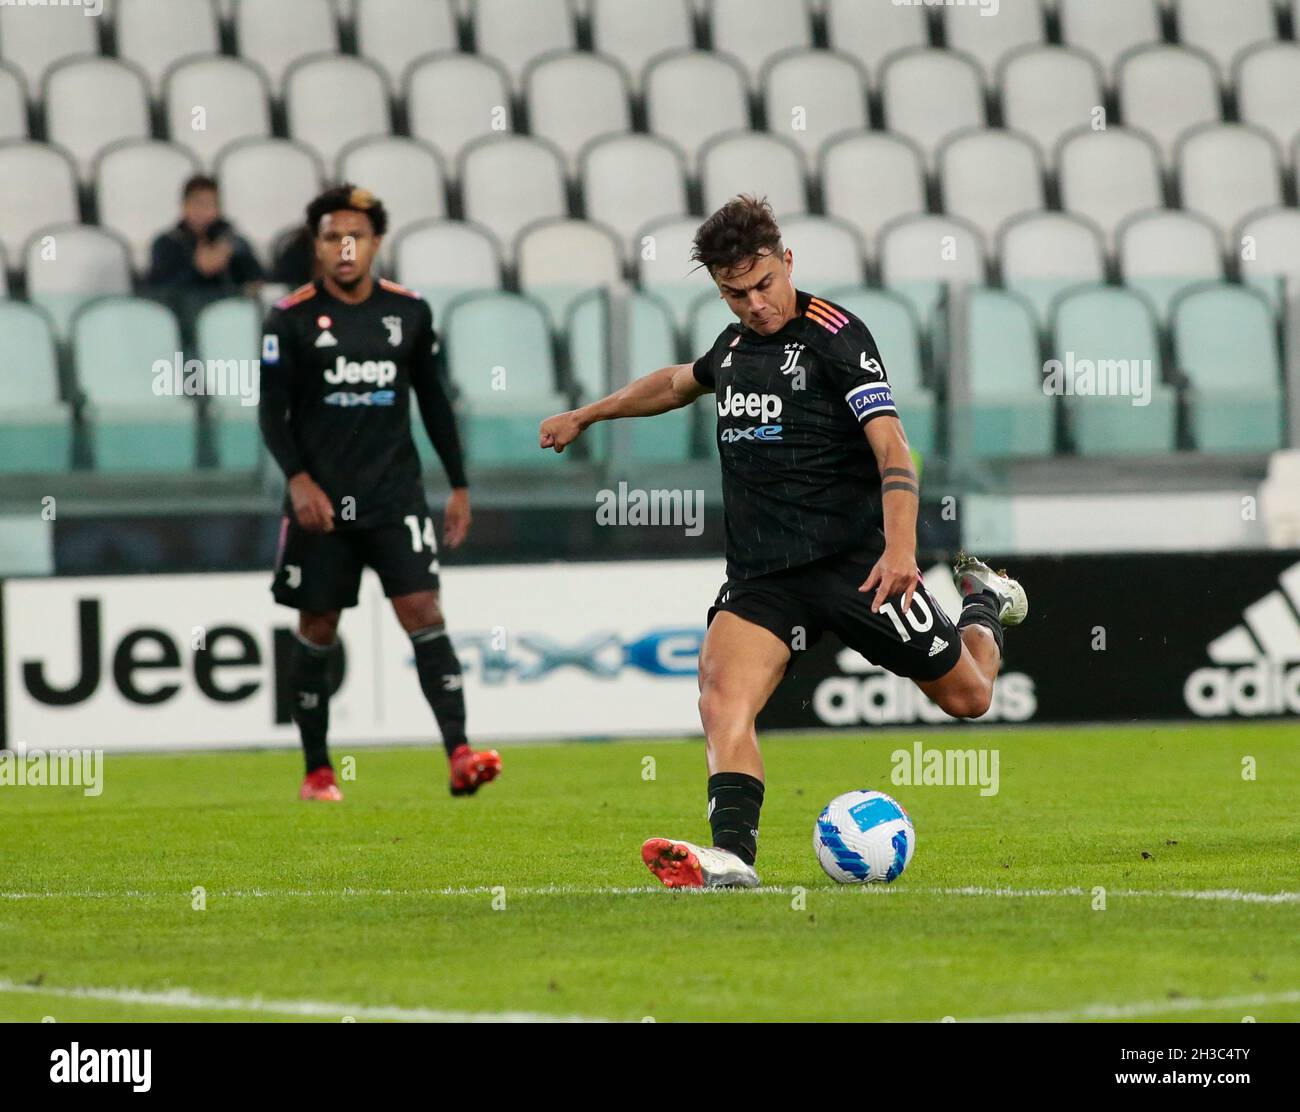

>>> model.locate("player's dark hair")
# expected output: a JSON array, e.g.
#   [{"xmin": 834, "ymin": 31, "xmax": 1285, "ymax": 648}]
[
  {"xmin": 182, "ymin": 174, "xmax": 219, "ymax": 200},
  {"xmin": 691, "ymin": 194, "xmax": 784, "ymax": 277},
  {"xmin": 305, "ymin": 183, "xmax": 389, "ymax": 237}
]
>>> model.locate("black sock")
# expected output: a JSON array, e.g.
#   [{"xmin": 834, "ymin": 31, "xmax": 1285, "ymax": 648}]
[
  {"xmin": 410, "ymin": 625, "xmax": 467, "ymax": 757},
  {"xmin": 707, "ymin": 772, "xmax": 765, "ymax": 866},
  {"xmin": 290, "ymin": 633, "xmax": 340, "ymax": 774},
  {"xmin": 958, "ymin": 590, "xmax": 1005, "ymax": 656}
]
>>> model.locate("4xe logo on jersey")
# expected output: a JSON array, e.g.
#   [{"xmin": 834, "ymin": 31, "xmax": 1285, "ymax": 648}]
[{"xmin": 324, "ymin": 356, "xmax": 397, "ymax": 387}]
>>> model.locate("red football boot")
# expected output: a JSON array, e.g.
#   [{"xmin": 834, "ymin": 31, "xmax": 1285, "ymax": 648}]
[
  {"xmin": 299, "ymin": 766, "xmax": 343, "ymax": 802},
  {"xmin": 449, "ymin": 743, "xmax": 501, "ymax": 796}
]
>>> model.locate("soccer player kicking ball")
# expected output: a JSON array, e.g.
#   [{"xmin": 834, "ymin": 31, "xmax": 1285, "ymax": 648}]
[
  {"xmin": 258, "ymin": 184, "xmax": 500, "ymax": 801},
  {"xmin": 539, "ymin": 196, "xmax": 1026, "ymax": 887}
]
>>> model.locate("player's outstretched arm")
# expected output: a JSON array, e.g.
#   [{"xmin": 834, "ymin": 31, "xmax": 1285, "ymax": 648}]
[
  {"xmin": 539, "ymin": 363, "xmax": 706, "ymax": 453},
  {"xmin": 858, "ymin": 416, "xmax": 921, "ymax": 614}
]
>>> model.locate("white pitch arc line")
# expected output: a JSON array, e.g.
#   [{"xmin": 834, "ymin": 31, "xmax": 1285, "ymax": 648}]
[
  {"xmin": 953, "ymin": 989, "xmax": 1300, "ymax": 1024},
  {"xmin": 1, "ymin": 885, "xmax": 1298, "ymax": 902},
  {"xmin": 0, "ymin": 980, "xmax": 609, "ymax": 1024}
]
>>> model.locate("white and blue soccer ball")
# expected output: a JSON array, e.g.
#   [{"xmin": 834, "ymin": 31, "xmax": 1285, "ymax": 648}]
[{"xmin": 813, "ymin": 790, "xmax": 915, "ymax": 884}]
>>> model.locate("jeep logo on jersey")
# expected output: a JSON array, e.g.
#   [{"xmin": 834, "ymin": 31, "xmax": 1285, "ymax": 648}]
[
  {"xmin": 324, "ymin": 356, "xmax": 398, "ymax": 387},
  {"xmin": 717, "ymin": 385, "xmax": 782, "ymax": 423}
]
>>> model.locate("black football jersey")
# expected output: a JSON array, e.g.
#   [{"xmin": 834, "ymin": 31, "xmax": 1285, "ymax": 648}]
[
  {"xmin": 692, "ymin": 290, "xmax": 900, "ymax": 579},
  {"xmin": 259, "ymin": 278, "xmax": 466, "ymax": 529}
]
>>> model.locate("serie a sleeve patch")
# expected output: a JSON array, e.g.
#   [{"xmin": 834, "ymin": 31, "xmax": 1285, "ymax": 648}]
[{"xmin": 845, "ymin": 381, "xmax": 897, "ymax": 423}]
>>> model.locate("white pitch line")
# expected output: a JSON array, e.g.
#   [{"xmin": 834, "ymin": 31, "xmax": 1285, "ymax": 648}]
[
  {"xmin": 0, "ymin": 980, "xmax": 608, "ymax": 1024},
  {"xmin": 953, "ymin": 989, "xmax": 1300, "ymax": 1023}
]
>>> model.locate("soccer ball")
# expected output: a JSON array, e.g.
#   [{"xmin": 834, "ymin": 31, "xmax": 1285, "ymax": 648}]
[{"xmin": 813, "ymin": 790, "xmax": 915, "ymax": 884}]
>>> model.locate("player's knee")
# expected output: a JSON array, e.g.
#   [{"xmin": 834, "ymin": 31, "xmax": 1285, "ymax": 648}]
[
  {"xmin": 939, "ymin": 682, "xmax": 991, "ymax": 720},
  {"xmin": 299, "ymin": 611, "xmax": 340, "ymax": 645}
]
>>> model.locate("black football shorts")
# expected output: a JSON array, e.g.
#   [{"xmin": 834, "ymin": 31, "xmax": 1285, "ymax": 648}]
[
  {"xmin": 708, "ymin": 546, "xmax": 963, "ymax": 681},
  {"xmin": 271, "ymin": 502, "xmax": 441, "ymax": 612}
]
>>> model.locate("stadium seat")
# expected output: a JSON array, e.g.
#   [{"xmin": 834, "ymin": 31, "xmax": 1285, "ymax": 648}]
[
  {"xmin": 567, "ymin": 289, "xmax": 696, "ymax": 461},
  {"xmin": 115, "ymin": 0, "xmax": 220, "ymax": 94},
  {"xmin": 24, "ymin": 224, "xmax": 133, "ymax": 338},
  {"xmin": 1116, "ymin": 45, "xmax": 1221, "ymax": 167},
  {"xmin": 235, "ymin": 0, "xmax": 338, "ymax": 92},
  {"xmin": 761, "ymin": 49, "xmax": 867, "ymax": 166},
  {"xmin": 700, "ymin": 131, "xmax": 808, "ymax": 218},
  {"xmin": 337, "ymin": 137, "xmax": 446, "ymax": 265},
  {"xmin": 44, "ymin": 57, "xmax": 151, "ymax": 181},
  {"xmin": 1117, "ymin": 209, "xmax": 1224, "ymax": 321},
  {"xmin": 406, "ymin": 54, "xmax": 512, "ymax": 169},
  {"xmin": 1172, "ymin": 0, "xmax": 1278, "ymax": 79},
  {"xmin": 0, "ymin": 302, "xmax": 71, "ymax": 473},
  {"xmin": 879, "ymin": 214, "xmax": 986, "ymax": 329},
  {"xmin": 1236, "ymin": 206, "xmax": 1300, "ymax": 308},
  {"xmin": 998, "ymin": 211, "xmax": 1108, "ymax": 325},
  {"xmin": 943, "ymin": 0, "xmax": 1045, "ymax": 85},
  {"xmin": 1050, "ymin": 285, "xmax": 1175, "ymax": 455},
  {"xmin": 393, "ymin": 218, "xmax": 503, "ymax": 328},
  {"xmin": 1058, "ymin": 0, "xmax": 1161, "ymax": 75},
  {"xmin": 823, "ymin": 286, "xmax": 937, "ymax": 457},
  {"xmin": 644, "ymin": 50, "xmax": 750, "ymax": 169},
  {"xmin": 821, "ymin": 132, "xmax": 926, "ymax": 258},
  {"xmin": 999, "ymin": 46, "xmax": 1104, "ymax": 163},
  {"xmin": 0, "ymin": 61, "xmax": 27, "ymax": 141},
  {"xmin": 164, "ymin": 57, "xmax": 272, "ymax": 169},
  {"xmin": 638, "ymin": 215, "xmax": 721, "ymax": 330},
  {"xmin": 0, "ymin": 141, "xmax": 79, "ymax": 263},
  {"xmin": 459, "ymin": 136, "xmax": 568, "ymax": 260},
  {"xmin": 967, "ymin": 288, "xmax": 1054, "ymax": 459},
  {"xmin": 71, "ymin": 296, "xmax": 196, "ymax": 472},
  {"xmin": 780, "ymin": 215, "xmax": 865, "ymax": 289},
  {"xmin": 285, "ymin": 56, "xmax": 391, "ymax": 169},
  {"xmin": 354, "ymin": 0, "xmax": 458, "ymax": 89},
  {"xmin": 709, "ymin": 0, "xmax": 812, "ymax": 86},
  {"xmin": 880, "ymin": 48, "xmax": 985, "ymax": 165},
  {"xmin": 215, "ymin": 138, "xmax": 325, "ymax": 267},
  {"xmin": 524, "ymin": 52, "xmax": 631, "ymax": 174},
  {"xmin": 581, "ymin": 134, "xmax": 690, "ymax": 260},
  {"xmin": 195, "ymin": 296, "xmax": 263, "ymax": 470},
  {"xmin": 1057, "ymin": 127, "xmax": 1164, "ymax": 246},
  {"xmin": 473, "ymin": 0, "xmax": 575, "ymax": 89},
  {"xmin": 1171, "ymin": 283, "xmax": 1283, "ymax": 453},
  {"xmin": 938, "ymin": 129, "xmax": 1045, "ymax": 242},
  {"xmin": 516, "ymin": 218, "xmax": 624, "ymax": 327},
  {"xmin": 688, "ymin": 290, "xmax": 737, "ymax": 362},
  {"xmin": 0, "ymin": 1, "xmax": 97, "ymax": 97},
  {"xmin": 1176, "ymin": 124, "xmax": 1283, "ymax": 247},
  {"xmin": 442, "ymin": 292, "xmax": 567, "ymax": 467},
  {"xmin": 96, "ymin": 139, "xmax": 202, "ymax": 274},
  {"xmin": 824, "ymin": 0, "xmax": 928, "ymax": 85},
  {"xmin": 588, "ymin": 0, "xmax": 694, "ymax": 90},
  {"xmin": 1235, "ymin": 43, "xmax": 1300, "ymax": 163}
]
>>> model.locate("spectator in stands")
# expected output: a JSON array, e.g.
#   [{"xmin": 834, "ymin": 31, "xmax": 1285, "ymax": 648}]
[{"xmin": 147, "ymin": 175, "xmax": 263, "ymax": 293}]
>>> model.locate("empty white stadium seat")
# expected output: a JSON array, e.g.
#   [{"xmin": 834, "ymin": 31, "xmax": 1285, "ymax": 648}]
[
  {"xmin": 525, "ymin": 52, "xmax": 631, "ymax": 173},
  {"xmin": 235, "ymin": 0, "xmax": 338, "ymax": 91},
  {"xmin": 0, "ymin": 141, "xmax": 79, "ymax": 261},
  {"xmin": 879, "ymin": 213, "xmax": 986, "ymax": 325},
  {"xmin": 762, "ymin": 49, "xmax": 867, "ymax": 165},
  {"xmin": 355, "ymin": 0, "xmax": 457, "ymax": 88},
  {"xmin": 1173, "ymin": 0, "xmax": 1278, "ymax": 78},
  {"xmin": 0, "ymin": 301, "xmax": 71, "ymax": 473},
  {"xmin": 336, "ymin": 136, "xmax": 446, "ymax": 262},
  {"xmin": 1058, "ymin": 0, "xmax": 1161, "ymax": 75},
  {"xmin": 1057, "ymin": 127, "xmax": 1164, "ymax": 245},
  {"xmin": 0, "ymin": 62, "xmax": 26, "ymax": 141},
  {"xmin": 0, "ymin": 2, "xmax": 97, "ymax": 96},
  {"xmin": 637, "ymin": 215, "xmax": 717, "ymax": 328},
  {"xmin": 44, "ymin": 57, "xmax": 150, "ymax": 181},
  {"xmin": 165, "ymin": 57, "xmax": 272, "ymax": 169},
  {"xmin": 215, "ymin": 138, "xmax": 324, "ymax": 266},
  {"xmin": 1117, "ymin": 209, "xmax": 1224, "ymax": 319},
  {"xmin": 406, "ymin": 54, "xmax": 512, "ymax": 168},
  {"xmin": 95, "ymin": 139, "xmax": 202, "ymax": 273},
  {"xmin": 285, "ymin": 55, "xmax": 391, "ymax": 168},
  {"xmin": 821, "ymin": 132, "xmax": 926, "ymax": 255},
  {"xmin": 459, "ymin": 136, "xmax": 568, "ymax": 259},
  {"xmin": 394, "ymin": 218, "xmax": 502, "ymax": 324},
  {"xmin": 589, "ymin": 0, "xmax": 693, "ymax": 89},
  {"xmin": 709, "ymin": 0, "xmax": 812, "ymax": 85},
  {"xmin": 25, "ymin": 223, "xmax": 133, "ymax": 337},
  {"xmin": 115, "ymin": 0, "xmax": 220, "ymax": 93},
  {"xmin": 473, "ymin": 0, "xmax": 574, "ymax": 88},
  {"xmin": 581, "ymin": 133, "xmax": 689, "ymax": 258},
  {"xmin": 824, "ymin": 0, "xmax": 927, "ymax": 83},
  {"xmin": 1117, "ymin": 45, "xmax": 1221, "ymax": 166},
  {"xmin": 999, "ymin": 45, "xmax": 1104, "ymax": 162},
  {"xmin": 1235, "ymin": 43, "xmax": 1300, "ymax": 161},
  {"xmin": 780, "ymin": 215, "xmax": 864, "ymax": 288},
  {"xmin": 999, "ymin": 211, "xmax": 1108, "ymax": 324},
  {"xmin": 645, "ymin": 50, "xmax": 749, "ymax": 168},
  {"xmin": 700, "ymin": 131, "xmax": 807, "ymax": 217},
  {"xmin": 1237, "ymin": 206, "xmax": 1300, "ymax": 308},
  {"xmin": 944, "ymin": 0, "xmax": 1045, "ymax": 84},
  {"xmin": 939, "ymin": 129, "xmax": 1045, "ymax": 241},
  {"xmin": 1177, "ymin": 123, "xmax": 1283, "ymax": 245},
  {"xmin": 516, "ymin": 217, "xmax": 623, "ymax": 325},
  {"xmin": 881, "ymin": 48, "xmax": 985, "ymax": 164}
]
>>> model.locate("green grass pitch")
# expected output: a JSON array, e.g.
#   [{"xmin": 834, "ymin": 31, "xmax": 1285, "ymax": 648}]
[{"xmin": 1, "ymin": 722, "xmax": 1297, "ymax": 1022}]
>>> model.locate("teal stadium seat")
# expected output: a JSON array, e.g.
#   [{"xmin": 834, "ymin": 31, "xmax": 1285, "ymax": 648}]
[
  {"xmin": 71, "ymin": 296, "xmax": 196, "ymax": 471},
  {"xmin": 967, "ymin": 288, "xmax": 1054, "ymax": 458},
  {"xmin": 570, "ymin": 289, "xmax": 696, "ymax": 462},
  {"xmin": 1171, "ymin": 283, "xmax": 1283, "ymax": 453},
  {"xmin": 195, "ymin": 296, "xmax": 263, "ymax": 471},
  {"xmin": 442, "ymin": 292, "xmax": 567, "ymax": 468},
  {"xmin": 1050, "ymin": 285, "xmax": 1175, "ymax": 455},
  {"xmin": 0, "ymin": 302, "xmax": 72, "ymax": 472}
]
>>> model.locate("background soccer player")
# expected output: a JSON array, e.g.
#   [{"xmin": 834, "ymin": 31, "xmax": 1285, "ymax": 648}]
[
  {"xmin": 259, "ymin": 184, "xmax": 501, "ymax": 801},
  {"xmin": 540, "ymin": 196, "xmax": 1026, "ymax": 887}
]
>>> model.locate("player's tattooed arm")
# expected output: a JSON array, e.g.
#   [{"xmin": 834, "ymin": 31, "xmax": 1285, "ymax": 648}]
[
  {"xmin": 860, "ymin": 416, "xmax": 921, "ymax": 614},
  {"xmin": 540, "ymin": 364, "xmax": 705, "ymax": 453}
]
